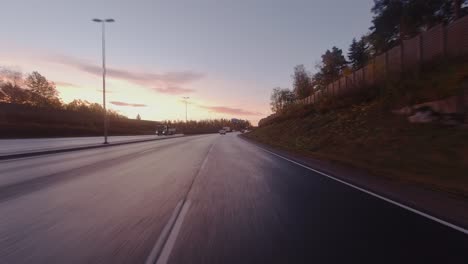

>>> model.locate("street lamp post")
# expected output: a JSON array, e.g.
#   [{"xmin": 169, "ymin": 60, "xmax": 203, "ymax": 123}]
[
  {"xmin": 182, "ymin": 96, "xmax": 190, "ymax": 122},
  {"xmin": 92, "ymin": 18, "xmax": 115, "ymax": 144}
]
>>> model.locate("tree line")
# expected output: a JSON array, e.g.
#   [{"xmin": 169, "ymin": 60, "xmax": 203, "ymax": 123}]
[
  {"xmin": 271, "ymin": 0, "xmax": 467, "ymax": 113},
  {"xmin": 162, "ymin": 118, "xmax": 252, "ymax": 134},
  {"xmin": 0, "ymin": 67, "xmax": 125, "ymax": 119},
  {"xmin": 0, "ymin": 67, "xmax": 252, "ymax": 132}
]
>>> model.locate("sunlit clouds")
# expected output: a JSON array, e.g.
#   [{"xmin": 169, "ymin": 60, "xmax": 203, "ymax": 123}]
[
  {"xmin": 196, "ymin": 105, "xmax": 262, "ymax": 116},
  {"xmin": 53, "ymin": 81, "xmax": 77, "ymax": 88},
  {"xmin": 1, "ymin": 51, "xmax": 265, "ymax": 124},
  {"xmin": 50, "ymin": 54, "xmax": 204, "ymax": 95},
  {"xmin": 110, "ymin": 101, "xmax": 147, "ymax": 107}
]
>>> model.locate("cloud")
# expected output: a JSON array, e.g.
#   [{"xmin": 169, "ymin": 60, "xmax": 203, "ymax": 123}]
[
  {"xmin": 110, "ymin": 101, "xmax": 147, "ymax": 107},
  {"xmin": 154, "ymin": 86, "xmax": 195, "ymax": 95},
  {"xmin": 51, "ymin": 55, "xmax": 203, "ymax": 94},
  {"xmin": 96, "ymin": 89, "xmax": 114, "ymax": 93},
  {"xmin": 198, "ymin": 105, "xmax": 262, "ymax": 116},
  {"xmin": 54, "ymin": 81, "xmax": 77, "ymax": 87}
]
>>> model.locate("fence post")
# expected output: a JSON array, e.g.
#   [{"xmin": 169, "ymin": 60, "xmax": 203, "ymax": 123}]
[
  {"xmin": 353, "ymin": 71, "xmax": 356, "ymax": 92},
  {"xmin": 384, "ymin": 51, "xmax": 389, "ymax": 80},
  {"xmin": 442, "ymin": 25, "xmax": 447, "ymax": 57},
  {"xmin": 345, "ymin": 76, "xmax": 349, "ymax": 94},
  {"xmin": 372, "ymin": 57, "xmax": 376, "ymax": 85},
  {"xmin": 400, "ymin": 40, "xmax": 404, "ymax": 78},
  {"xmin": 418, "ymin": 34, "xmax": 423, "ymax": 75},
  {"xmin": 362, "ymin": 65, "xmax": 366, "ymax": 86},
  {"xmin": 338, "ymin": 78, "xmax": 341, "ymax": 96}
]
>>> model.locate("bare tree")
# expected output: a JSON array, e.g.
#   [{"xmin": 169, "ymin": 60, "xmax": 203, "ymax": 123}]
[
  {"xmin": 0, "ymin": 67, "xmax": 23, "ymax": 87},
  {"xmin": 25, "ymin": 71, "xmax": 58, "ymax": 99}
]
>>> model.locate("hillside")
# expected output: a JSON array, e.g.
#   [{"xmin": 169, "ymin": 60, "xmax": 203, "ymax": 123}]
[{"xmin": 247, "ymin": 61, "xmax": 468, "ymax": 198}]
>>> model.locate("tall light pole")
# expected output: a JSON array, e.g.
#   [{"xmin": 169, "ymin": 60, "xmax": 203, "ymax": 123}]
[
  {"xmin": 92, "ymin": 18, "xmax": 115, "ymax": 144},
  {"xmin": 182, "ymin": 96, "xmax": 190, "ymax": 122}
]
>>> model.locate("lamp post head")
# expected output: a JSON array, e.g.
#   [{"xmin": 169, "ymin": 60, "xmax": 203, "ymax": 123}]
[{"xmin": 92, "ymin": 18, "xmax": 115, "ymax": 23}]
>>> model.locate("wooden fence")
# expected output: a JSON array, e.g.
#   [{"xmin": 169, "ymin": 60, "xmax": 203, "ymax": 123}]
[{"xmin": 299, "ymin": 16, "xmax": 468, "ymax": 105}]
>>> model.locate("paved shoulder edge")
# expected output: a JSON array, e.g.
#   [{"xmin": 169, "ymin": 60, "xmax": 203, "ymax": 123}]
[
  {"xmin": 0, "ymin": 135, "xmax": 185, "ymax": 161},
  {"xmin": 239, "ymin": 135, "xmax": 468, "ymax": 235}
]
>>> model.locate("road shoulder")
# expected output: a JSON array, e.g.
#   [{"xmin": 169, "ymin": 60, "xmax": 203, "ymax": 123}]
[
  {"xmin": 240, "ymin": 134, "xmax": 468, "ymax": 231},
  {"xmin": 0, "ymin": 135, "xmax": 185, "ymax": 160}
]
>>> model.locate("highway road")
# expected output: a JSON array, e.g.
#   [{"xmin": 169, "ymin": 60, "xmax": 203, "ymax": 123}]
[
  {"xmin": 0, "ymin": 133, "xmax": 466, "ymax": 263},
  {"xmin": 0, "ymin": 135, "xmax": 179, "ymax": 156}
]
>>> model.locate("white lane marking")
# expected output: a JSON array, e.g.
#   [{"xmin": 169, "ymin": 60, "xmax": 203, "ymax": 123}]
[
  {"xmin": 146, "ymin": 143, "xmax": 214, "ymax": 263},
  {"xmin": 156, "ymin": 200, "xmax": 192, "ymax": 264},
  {"xmin": 252, "ymin": 144, "xmax": 468, "ymax": 235},
  {"xmin": 199, "ymin": 144, "xmax": 214, "ymax": 171},
  {"xmin": 145, "ymin": 200, "xmax": 184, "ymax": 264}
]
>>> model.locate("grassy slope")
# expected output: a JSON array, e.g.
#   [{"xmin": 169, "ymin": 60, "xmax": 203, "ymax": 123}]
[{"xmin": 247, "ymin": 61, "xmax": 468, "ymax": 198}]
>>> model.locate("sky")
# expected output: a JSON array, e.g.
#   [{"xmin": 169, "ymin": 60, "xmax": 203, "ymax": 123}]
[{"xmin": 0, "ymin": 0, "xmax": 374, "ymax": 125}]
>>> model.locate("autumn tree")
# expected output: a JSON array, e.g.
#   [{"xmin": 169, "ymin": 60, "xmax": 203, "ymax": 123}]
[
  {"xmin": 270, "ymin": 87, "xmax": 296, "ymax": 113},
  {"xmin": 292, "ymin": 65, "xmax": 313, "ymax": 99}
]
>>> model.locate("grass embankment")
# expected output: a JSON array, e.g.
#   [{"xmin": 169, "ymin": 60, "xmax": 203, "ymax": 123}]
[{"xmin": 247, "ymin": 61, "xmax": 468, "ymax": 197}]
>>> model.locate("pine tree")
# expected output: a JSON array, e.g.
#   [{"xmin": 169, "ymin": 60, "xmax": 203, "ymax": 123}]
[{"xmin": 348, "ymin": 37, "xmax": 370, "ymax": 70}]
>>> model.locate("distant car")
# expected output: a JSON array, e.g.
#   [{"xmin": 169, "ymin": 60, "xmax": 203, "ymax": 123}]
[
  {"xmin": 156, "ymin": 125, "xmax": 176, "ymax": 136},
  {"xmin": 219, "ymin": 129, "xmax": 226, "ymax": 135}
]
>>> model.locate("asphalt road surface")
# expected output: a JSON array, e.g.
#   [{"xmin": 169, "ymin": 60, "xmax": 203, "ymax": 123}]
[
  {"xmin": 0, "ymin": 133, "xmax": 466, "ymax": 264},
  {"xmin": 0, "ymin": 135, "xmax": 178, "ymax": 156}
]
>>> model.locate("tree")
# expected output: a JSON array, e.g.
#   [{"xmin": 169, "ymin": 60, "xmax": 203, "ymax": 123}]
[
  {"xmin": 292, "ymin": 65, "xmax": 312, "ymax": 99},
  {"xmin": 0, "ymin": 67, "xmax": 23, "ymax": 87},
  {"xmin": 270, "ymin": 87, "xmax": 296, "ymax": 113},
  {"xmin": 321, "ymin": 47, "xmax": 347, "ymax": 78},
  {"xmin": 348, "ymin": 37, "xmax": 370, "ymax": 70},
  {"xmin": 312, "ymin": 47, "xmax": 347, "ymax": 90},
  {"xmin": 0, "ymin": 82, "xmax": 31, "ymax": 104},
  {"xmin": 24, "ymin": 71, "xmax": 61, "ymax": 108},
  {"xmin": 25, "ymin": 71, "xmax": 58, "ymax": 100},
  {"xmin": 454, "ymin": 0, "xmax": 461, "ymax": 18},
  {"xmin": 369, "ymin": 0, "xmax": 466, "ymax": 53},
  {"xmin": 453, "ymin": 0, "xmax": 468, "ymax": 19},
  {"xmin": 136, "ymin": 114, "xmax": 141, "ymax": 120}
]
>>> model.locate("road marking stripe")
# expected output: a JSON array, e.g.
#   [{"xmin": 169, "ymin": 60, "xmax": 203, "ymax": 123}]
[
  {"xmin": 253, "ymin": 144, "xmax": 468, "ymax": 235},
  {"xmin": 145, "ymin": 200, "xmax": 184, "ymax": 264},
  {"xmin": 146, "ymin": 143, "xmax": 214, "ymax": 263},
  {"xmin": 156, "ymin": 200, "xmax": 192, "ymax": 264},
  {"xmin": 199, "ymin": 144, "xmax": 214, "ymax": 171}
]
